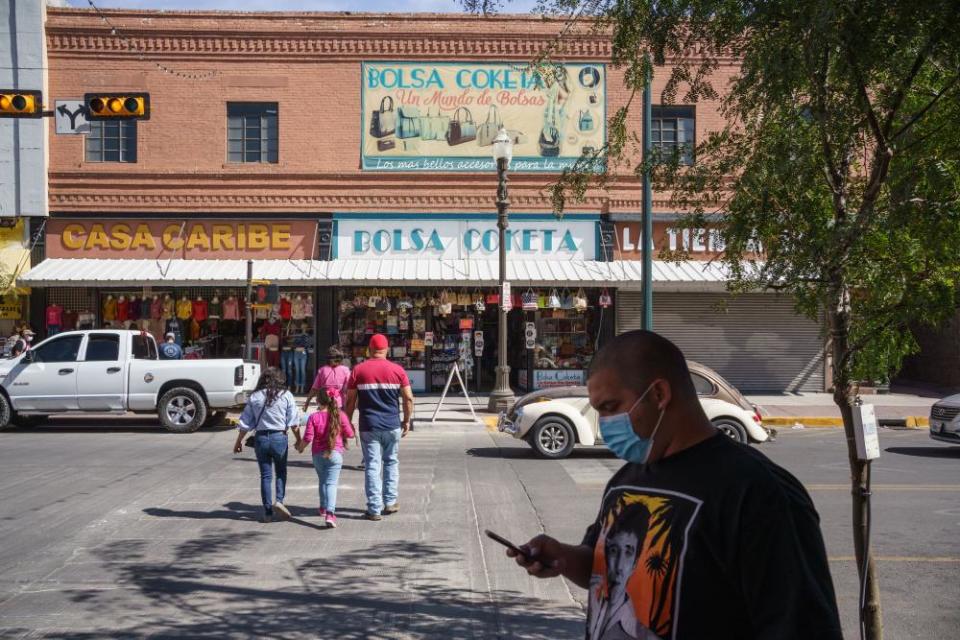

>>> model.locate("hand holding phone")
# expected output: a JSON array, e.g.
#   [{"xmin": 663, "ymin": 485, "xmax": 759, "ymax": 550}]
[{"xmin": 485, "ymin": 529, "xmax": 533, "ymax": 562}]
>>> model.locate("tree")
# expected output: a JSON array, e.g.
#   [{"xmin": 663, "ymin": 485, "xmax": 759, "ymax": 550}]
[{"xmin": 467, "ymin": 1, "xmax": 960, "ymax": 637}]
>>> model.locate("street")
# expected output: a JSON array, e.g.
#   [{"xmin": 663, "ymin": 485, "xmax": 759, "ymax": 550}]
[{"xmin": 0, "ymin": 414, "xmax": 957, "ymax": 639}]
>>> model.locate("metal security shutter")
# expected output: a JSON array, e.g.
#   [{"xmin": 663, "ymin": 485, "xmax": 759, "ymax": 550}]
[{"xmin": 617, "ymin": 291, "xmax": 825, "ymax": 392}]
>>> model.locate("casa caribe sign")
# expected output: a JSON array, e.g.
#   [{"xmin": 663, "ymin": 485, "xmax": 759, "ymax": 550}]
[{"xmin": 361, "ymin": 62, "xmax": 606, "ymax": 172}]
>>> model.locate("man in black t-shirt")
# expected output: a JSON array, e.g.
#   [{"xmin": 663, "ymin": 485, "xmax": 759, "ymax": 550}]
[{"xmin": 506, "ymin": 330, "xmax": 842, "ymax": 639}]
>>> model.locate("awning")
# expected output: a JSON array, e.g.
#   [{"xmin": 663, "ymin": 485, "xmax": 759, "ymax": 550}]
[{"xmin": 19, "ymin": 258, "xmax": 738, "ymax": 289}]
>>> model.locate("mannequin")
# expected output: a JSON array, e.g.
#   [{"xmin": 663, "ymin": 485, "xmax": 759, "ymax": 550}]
[
  {"xmin": 279, "ymin": 293, "xmax": 292, "ymax": 320},
  {"xmin": 103, "ymin": 294, "xmax": 117, "ymax": 322},
  {"xmin": 45, "ymin": 302, "xmax": 63, "ymax": 336},
  {"xmin": 291, "ymin": 294, "xmax": 308, "ymax": 321},
  {"xmin": 304, "ymin": 294, "xmax": 314, "ymax": 318},
  {"xmin": 176, "ymin": 295, "xmax": 193, "ymax": 320},
  {"xmin": 62, "ymin": 307, "xmax": 78, "ymax": 331},
  {"xmin": 222, "ymin": 295, "xmax": 239, "ymax": 321},
  {"xmin": 162, "ymin": 294, "xmax": 174, "ymax": 321},
  {"xmin": 128, "ymin": 296, "xmax": 141, "ymax": 323},
  {"xmin": 260, "ymin": 314, "xmax": 282, "ymax": 367},
  {"xmin": 117, "ymin": 295, "xmax": 129, "ymax": 323},
  {"xmin": 140, "ymin": 296, "xmax": 151, "ymax": 320},
  {"xmin": 78, "ymin": 309, "xmax": 95, "ymax": 330},
  {"xmin": 192, "ymin": 295, "xmax": 208, "ymax": 322},
  {"xmin": 292, "ymin": 321, "xmax": 312, "ymax": 394},
  {"xmin": 208, "ymin": 295, "xmax": 221, "ymax": 320}
]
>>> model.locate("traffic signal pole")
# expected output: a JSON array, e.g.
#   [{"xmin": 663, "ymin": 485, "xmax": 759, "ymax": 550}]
[
  {"xmin": 245, "ymin": 259, "xmax": 253, "ymax": 361},
  {"xmin": 641, "ymin": 58, "xmax": 654, "ymax": 331}
]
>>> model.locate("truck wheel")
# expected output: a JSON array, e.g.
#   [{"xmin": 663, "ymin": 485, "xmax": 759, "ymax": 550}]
[
  {"xmin": 0, "ymin": 394, "xmax": 11, "ymax": 430},
  {"xmin": 202, "ymin": 410, "xmax": 228, "ymax": 429},
  {"xmin": 529, "ymin": 415, "xmax": 576, "ymax": 459},
  {"xmin": 12, "ymin": 414, "xmax": 48, "ymax": 428},
  {"xmin": 159, "ymin": 387, "xmax": 208, "ymax": 433}
]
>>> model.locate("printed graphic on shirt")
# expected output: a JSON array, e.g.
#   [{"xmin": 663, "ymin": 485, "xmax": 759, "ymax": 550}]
[{"xmin": 586, "ymin": 487, "xmax": 702, "ymax": 640}]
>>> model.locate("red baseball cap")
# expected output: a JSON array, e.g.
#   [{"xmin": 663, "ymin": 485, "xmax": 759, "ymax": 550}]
[{"xmin": 369, "ymin": 333, "xmax": 389, "ymax": 351}]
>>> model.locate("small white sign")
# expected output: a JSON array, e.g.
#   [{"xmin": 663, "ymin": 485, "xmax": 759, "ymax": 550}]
[
  {"xmin": 424, "ymin": 331, "xmax": 434, "ymax": 347},
  {"xmin": 55, "ymin": 100, "xmax": 91, "ymax": 135},
  {"xmin": 524, "ymin": 322, "xmax": 537, "ymax": 341},
  {"xmin": 501, "ymin": 281, "xmax": 512, "ymax": 310},
  {"xmin": 853, "ymin": 404, "xmax": 880, "ymax": 460},
  {"xmin": 525, "ymin": 337, "xmax": 536, "ymax": 349}
]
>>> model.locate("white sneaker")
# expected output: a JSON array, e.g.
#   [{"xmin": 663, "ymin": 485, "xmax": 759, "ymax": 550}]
[{"xmin": 273, "ymin": 502, "xmax": 291, "ymax": 520}]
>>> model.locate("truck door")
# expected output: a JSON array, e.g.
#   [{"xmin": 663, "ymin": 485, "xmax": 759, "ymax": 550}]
[
  {"xmin": 76, "ymin": 333, "xmax": 125, "ymax": 411},
  {"xmin": 4, "ymin": 334, "xmax": 84, "ymax": 411}
]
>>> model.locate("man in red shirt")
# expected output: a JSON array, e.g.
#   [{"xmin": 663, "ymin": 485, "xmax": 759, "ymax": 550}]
[{"xmin": 344, "ymin": 334, "xmax": 414, "ymax": 521}]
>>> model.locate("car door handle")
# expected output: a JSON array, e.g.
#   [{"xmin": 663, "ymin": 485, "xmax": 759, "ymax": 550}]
[
  {"xmin": 107, "ymin": 367, "xmax": 121, "ymax": 373},
  {"xmin": 58, "ymin": 368, "xmax": 74, "ymax": 375}
]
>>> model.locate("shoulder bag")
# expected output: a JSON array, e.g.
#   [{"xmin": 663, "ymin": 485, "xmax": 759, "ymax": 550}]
[
  {"xmin": 477, "ymin": 105, "xmax": 503, "ymax": 146},
  {"xmin": 397, "ymin": 105, "xmax": 422, "ymax": 139},
  {"xmin": 243, "ymin": 399, "xmax": 268, "ymax": 448},
  {"xmin": 370, "ymin": 96, "xmax": 396, "ymax": 138},
  {"xmin": 539, "ymin": 126, "xmax": 561, "ymax": 157},
  {"xmin": 446, "ymin": 107, "xmax": 476, "ymax": 146}
]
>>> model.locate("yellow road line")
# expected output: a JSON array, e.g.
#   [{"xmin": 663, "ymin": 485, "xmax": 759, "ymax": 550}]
[{"xmin": 829, "ymin": 556, "xmax": 960, "ymax": 563}]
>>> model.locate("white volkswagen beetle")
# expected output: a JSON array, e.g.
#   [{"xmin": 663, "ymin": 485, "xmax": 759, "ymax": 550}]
[{"xmin": 498, "ymin": 383, "xmax": 769, "ymax": 459}]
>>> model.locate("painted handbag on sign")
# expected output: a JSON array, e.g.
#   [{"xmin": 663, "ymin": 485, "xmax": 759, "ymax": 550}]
[
  {"xmin": 370, "ymin": 96, "xmax": 396, "ymax": 138},
  {"xmin": 539, "ymin": 126, "xmax": 561, "ymax": 157},
  {"xmin": 397, "ymin": 105, "xmax": 422, "ymax": 139},
  {"xmin": 477, "ymin": 105, "xmax": 503, "ymax": 146},
  {"xmin": 418, "ymin": 108, "xmax": 436, "ymax": 141},
  {"xmin": 578, "ymin": 110, "xmax": 594, "ymax": 132},
  {"xmin": 508, "ymin": 129, "xmax": 528, "ymax": 145},
  {"xmin": 446, "ymin": 107, "xmax": 477, "ymax": 146},
  {"xmin": 377, "ymin": 138, "xmax": 396, "ymax": 152},
  {"xmin": 521, "ymin": 288, "xmax": 539, "ymax": 311},
  {"xmin": 431, "ymin": 109, "xmax": 450, "ymax": 141}
]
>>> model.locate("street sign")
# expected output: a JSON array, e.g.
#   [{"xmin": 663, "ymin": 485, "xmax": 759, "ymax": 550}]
[
  {"xmin": 525, "ymin": 322, "xmax": 536, "ymax": 349},
  {"xmin": 502, "ymin": 281, "xmax": 512, "ymax": 311},
  {"xmin": 54, "ymin": 100, "xmax": 90, "ymax": 135}
]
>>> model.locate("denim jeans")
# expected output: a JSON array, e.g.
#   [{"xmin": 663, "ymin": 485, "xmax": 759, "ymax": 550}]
[
  {"xmin": 312, "ymin": 450, "xmax": 344, "ymax": 514},
  {"xmin": 281, "ymin": 349, "xmax": 295, "ymax": 386},
  {"xmin": 360, "ymin": 429, "xmax": 401, "ymax": 515},
  {"xmin": 293, "ymin": 350, "xmax": 308, "ymax": 389},
  {"xmin": 254, "ymin": 431, "xmax": 288, "ymax": 515}
]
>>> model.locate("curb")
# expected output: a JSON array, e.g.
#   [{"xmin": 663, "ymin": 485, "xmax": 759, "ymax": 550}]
[{"xmin": 762, "ymin": 416, "xmax": 929, "ymax": 429}]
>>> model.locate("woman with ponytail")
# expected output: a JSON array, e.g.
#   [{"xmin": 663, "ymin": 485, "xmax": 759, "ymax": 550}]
[{"xmin": 298, "ymin": 387, "xmax": 355, "ymax": 528}]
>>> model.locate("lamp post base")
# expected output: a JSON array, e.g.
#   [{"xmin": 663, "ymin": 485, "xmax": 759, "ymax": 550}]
[{"xmin": 487, "ymin": 365, "xmax": 515, "ymax": 413}]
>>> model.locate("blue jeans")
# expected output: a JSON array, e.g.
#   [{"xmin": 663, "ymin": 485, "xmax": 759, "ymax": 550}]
[
  {"xmin": 281, "ymin": 350, "xmax": 295, "ymax": 386},
  {"xmin": 293, "ymin": 350, "xmax": 308, "ymax": 388},
  {"xmin": 254, "ymin": 431, "xmax": 288, "ymax": 515},
  {"xmin": 361, "ymin": 429, "xmax": 401, "ymax": 515},
  {"xmin": 312, "ymin": 450, "xmax": 343, "ymax": 513}
]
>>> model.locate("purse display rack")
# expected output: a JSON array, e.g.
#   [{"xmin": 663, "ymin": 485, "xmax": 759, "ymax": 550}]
[{"xmin": 337, "ymin": 289, "xmax": 426, "ymax": 371}]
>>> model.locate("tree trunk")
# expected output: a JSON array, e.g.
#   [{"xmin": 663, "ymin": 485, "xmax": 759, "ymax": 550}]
[{"xmin": 829, "ymin": 290, "xmax": 884, "ymax": 639}]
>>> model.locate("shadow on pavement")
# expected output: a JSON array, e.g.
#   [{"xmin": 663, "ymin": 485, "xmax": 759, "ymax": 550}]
[
  {"xmin": 467, "ymin": 446, "xmax": 614, "ymax": 460},
  {"xmin": 145, "ymin": 502, "xmax": 371, "ymax": 527},
  {"xmin": 43, "ymin": 533, "xmax": 582, "ymax": 639},
  {"xmin": 2, "ymin": 417, "xmax": 234, "ymax": 434},
  {"xmin": 885, "ymin": 445, "xmax": 960, "ymax": 458}
]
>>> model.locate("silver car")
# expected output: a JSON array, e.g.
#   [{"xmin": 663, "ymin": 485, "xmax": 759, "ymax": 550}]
[{"xmin": 929, "ymin": 396, "xmax": 960, "ymax": 445}]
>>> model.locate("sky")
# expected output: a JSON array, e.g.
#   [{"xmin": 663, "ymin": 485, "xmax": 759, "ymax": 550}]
[{"xmin": 65, "ymin": 0, "xmax": 543, "ymax": 13}]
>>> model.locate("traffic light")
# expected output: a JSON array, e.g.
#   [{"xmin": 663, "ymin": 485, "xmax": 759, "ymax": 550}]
[
  {"xmin": 0, "ymin": 90, "xmax": 42, "ymax": 118},
  {"xmin": 84, "ymin": 93, "xmax": 150, "ymax": 120}
]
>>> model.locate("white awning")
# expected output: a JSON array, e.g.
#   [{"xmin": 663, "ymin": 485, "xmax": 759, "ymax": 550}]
[{"xmin": 20, "ymin": 258, "xmax": 738, "ymax": 289}]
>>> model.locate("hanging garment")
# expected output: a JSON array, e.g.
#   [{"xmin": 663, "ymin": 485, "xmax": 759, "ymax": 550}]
[
  {"xmin": 192, "ymin": 299, "xmax": 208, "ymax": 322},
  {"xmin": 176, "ymin": 298, "xmax": 193, "ymax": 320},
  {"xmin": 141, "ymin": 298, "xmax": 152, "ymax": 320},
  {"xmin": 162, "ymin": 298, "xmax": 175, "ymax": 320},
  {"xmin": 62, "ymin": 310, "xmax": 78, "ymax": 330},
  {"xmin": 77, "ymin": 311, "xmax": 95, "ymax": 329},
  {"xmin": 207, "ymin": 299, "xmax": 222, "ymax": 319},
  {"xmin": 116, "ymin": 298, "xmax": 130, "ymax": 322},
  {"xmin": 150, "ymin": 298, "xmax": 163, "ymax": 320},
  {"xmin": 45, "ymin": 305, "xmax": 63, "ymax": 328},
  {"xmin": 128, "ymin": 298, "xmax": 141, "ymax": 321},
  {"xmin": 103, "ymin": 298, "xmax": 117, "ymax": 322},
  {"xmin": 279, "ymin": 297, "xmax": 292, "ymax": 320},
  {"xmin": 291, "ymin": 297, "xmax": 309, "ymax": 320},
  {"xmin": 222, "ymin": 297, "xmax": 240, "ymax": 321}
]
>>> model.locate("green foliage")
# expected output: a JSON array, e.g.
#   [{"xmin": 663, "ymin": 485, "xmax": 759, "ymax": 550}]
[{"xmin": 481, "ymin": 0, "xmax": 960, "ymax": 388}]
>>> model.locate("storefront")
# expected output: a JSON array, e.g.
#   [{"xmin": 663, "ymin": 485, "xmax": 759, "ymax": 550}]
[
  {"xmin": 613, "ymin": 220, "xmax": 827, "ymax": 392},
  {"xmin": 330, "ymin": 213, "xmax": 617, "ymax": 392},
  {"xmin": 21, "ymin": 217, "xmax": 327, "ymax": 392}
]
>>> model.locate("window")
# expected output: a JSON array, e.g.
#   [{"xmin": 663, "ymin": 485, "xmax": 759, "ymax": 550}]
[
  {"xmin": 85, "ymin": 334, "xmax": 120, "ymax": 361},
  {"xmin": 691, "ymin": 372, "xmax": 716, "ymax": 396},
  {"xmin": 85, "ymin": 120, "xmax": 137, "ymax": 163},
  {"xmin": 131, "ymin": 334, "xmax": 156, "ymax": 360},
  {"xmin": 31, "ymin": 335, "xmax": 83, "ymax": 363},
  {"xmin": 652, "ymin": 106, "xmax": 694, "ymax": 165},
  {"xmin": 227, "ymin": 102, "xmax": 278, "ymax": 163}
]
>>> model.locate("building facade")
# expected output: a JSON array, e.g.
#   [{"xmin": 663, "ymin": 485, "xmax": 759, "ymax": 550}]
[{"xmin": 20, "ymin": 7, "xmax": 827, "ymax": 392}]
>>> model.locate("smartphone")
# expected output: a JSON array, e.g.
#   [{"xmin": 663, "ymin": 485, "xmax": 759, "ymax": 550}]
[{"xmin": 484, "ymin": 529, "xmax": 533, "ymax": 561}]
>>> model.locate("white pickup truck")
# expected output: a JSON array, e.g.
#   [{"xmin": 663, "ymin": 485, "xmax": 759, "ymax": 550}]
[{"xmin": 0, "ymin": 330, "xmax": 260, "ymax": 432}]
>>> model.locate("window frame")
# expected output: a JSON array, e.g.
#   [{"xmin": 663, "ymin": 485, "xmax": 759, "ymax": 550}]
[
  {"xmin": 131, "ymin": 333, "xmax": 157, "ymax": 361},
  {"xmin": 227, "ymin": 102, "xmax": 279, "ymax": 164},
  {"xmin": 30, "ymin": 335, "xmax": 84, "ymax": 363},
  {"xmin": 84, "ymin": 119, "xmax": 138, "ymax": 163},
  {"xmin": 83, "ymin": 333, "xmax": 121, "ymax": 362},
  {"xmin": 691, "ymin": 372, "xmax": 717, "ymax": 397},
  {"xmin": 651, "ymin": 105, "xmax": 695, "ymax": 166}
]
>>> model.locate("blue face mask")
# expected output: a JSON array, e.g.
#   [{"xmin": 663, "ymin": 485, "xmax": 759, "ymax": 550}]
[{"xmin": 599, "ymin": 381, "xmax": 666, "ymax": 464}]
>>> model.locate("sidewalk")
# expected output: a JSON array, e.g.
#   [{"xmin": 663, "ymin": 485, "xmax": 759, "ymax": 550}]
[{"xmin": 748, "ymin": 392, "xmax": 937, "ymax": 427}]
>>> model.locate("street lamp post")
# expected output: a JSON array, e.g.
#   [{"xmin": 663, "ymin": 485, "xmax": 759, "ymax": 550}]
[{"xmin": 487, "ymin": 128, "xmax": 515, "ymax": 412}]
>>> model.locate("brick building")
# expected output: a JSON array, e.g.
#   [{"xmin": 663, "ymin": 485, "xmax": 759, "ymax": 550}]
[{"xmin": 19, "ymin": 7, "xmax": 827, "ymax": 393}]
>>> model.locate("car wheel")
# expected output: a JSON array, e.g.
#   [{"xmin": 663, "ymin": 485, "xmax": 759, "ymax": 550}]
[
  {"xmin": 712, "ymin": 418, "xmax": 748, "ymax": 443},
  {"xmin": 11, "ymin": 414, "xmax": 48, "ymax": 428},
  {"xmin": 158, "ymin": 387, "xmax": 208, "ymax": 433},
  {"xmin": 529, "ymin": 415, "xmax": 576, "ymax": 459},
  {"xmin": 202, "ymin": 410, "xmax": 228, "ymax": 429},
  {"xmin": 0, "ymin": 393, "xmax": 11, "ymax": 430}
]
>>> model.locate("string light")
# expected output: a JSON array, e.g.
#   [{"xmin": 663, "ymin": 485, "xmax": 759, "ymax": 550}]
[{"xmin": 85, "ymin": 0, "xmax": 218, "ymax": 81}]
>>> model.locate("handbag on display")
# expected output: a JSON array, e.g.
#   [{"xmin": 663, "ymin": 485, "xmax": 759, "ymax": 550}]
[
  {"xmin": 521, "ymin": 288, "xmax": 539, "ymax": 311},
  {"xmin": 413, "ymin": 294, "xmax": 426, "ymax": 309},
  {"xmin": 397, "ymin": 296, "xmax": 414, "ymax": 310},
  {"xmin": 457, "ymin": 290, "xmax": 472, "ymax": 307},
  {"xmin": 539, "ymin": 126, "xmax": 561, "ymax": 157},
  {"xmin": 547, "ymin": 288, "xmax": 562, "ymax": 309},
  {"xmin": 574, "ymin": 288, "xmax": 589, "ymax": 312},
  {"xmin": 474, "ymin": 289, "xmax": 486, "ymax": 312},
  {"xmin": 367, "ymin": 291, "xmax": 380, "ymax": 308},
  {"xmin": 599, "ymin": 288, "xmax": 613, "ymax": 308},
  {"xmin": 486, "ymin": 290, "xmax": 500, "ymax": 305},
  {"xmin": 370, "ymin": 96, "xmax": 396, "ymax": 138},
  {"xmin": 477, "ymin": 105, "xmax": 503, "ymax": 146},
  {"xmin": 397, "ymin": 105, "xmax": 422, "ymax": 139},
  {"xmin": 446, "ymin": 107, "xmax": 477, "ymax": 146},
  {"xmin": 438, "ymin": 290, "xmax": 453, "ymax": 316},
  {"xmin": 578, "ymin": 110, "xmax": 595, "ymax": 132},
  {"xmin": 538, "ymin": 292, "xmax": 548, "ymax": 308},
  {"xmin": 377, "ymin": 138, "xmax": 396, "ymax": 152},
  {"xmin": 560, "ymin": 289, "xmax": 574, "ymax": 310},
  {"xmin": 376, "ymin": 293, "xmax": 392, "ymax": 313}
]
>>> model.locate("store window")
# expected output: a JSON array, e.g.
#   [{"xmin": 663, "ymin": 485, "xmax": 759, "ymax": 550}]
[
  {"xmin": 227, "ymin": 102, "xmax": 279, "ymax": 163},
  {"xmin": 652, "ymin": 105, "xmax": 695, "ymax": 165},
  {"xmin": 85, "ymin": 334, "xmax": 120, "ymax": 361},
  {"xmin": 85, "ymin": 120, "xmax": 137, "ymax": 163}
]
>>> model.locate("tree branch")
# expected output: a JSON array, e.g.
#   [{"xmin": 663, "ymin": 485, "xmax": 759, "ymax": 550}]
[
  {"xmin": 890, "ymin": 74, "xmax": 960, "ymax": 142},
  {"xmin": 881, "ymin": 35, "xmax": 938, "ymax": 137}
]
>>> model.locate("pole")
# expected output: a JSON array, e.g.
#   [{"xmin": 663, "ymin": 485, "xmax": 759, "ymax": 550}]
[
  {"xmin": 641, "ymin": 56, "xmax": 654, "ymax": 331},
  {"xmin": 245, "ymin": 259, "xmax": 253, "ymax": 361},
  {"xmin": 487, "ymin": 156, "xmax": 515, "ymax": 412}
]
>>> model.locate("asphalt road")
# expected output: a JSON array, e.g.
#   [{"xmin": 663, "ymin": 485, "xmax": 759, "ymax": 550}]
[{"xmin": 0, "ymin": 416, "xmax": 957, "ymax": 639}]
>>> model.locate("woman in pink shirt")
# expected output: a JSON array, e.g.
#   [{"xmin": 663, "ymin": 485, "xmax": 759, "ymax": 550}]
[
  {"xmin": 297, "ymin": 388, "xmax": 354, "ymax": 528},
  {"xmin": 303, "ymin": 346, "xmax": 351, "ymax": 411}
]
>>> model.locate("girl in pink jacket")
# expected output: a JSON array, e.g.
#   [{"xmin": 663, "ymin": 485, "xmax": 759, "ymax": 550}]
[{"xmin": 298, "ymin": 388, "xmax": 355, "ymax": 528}]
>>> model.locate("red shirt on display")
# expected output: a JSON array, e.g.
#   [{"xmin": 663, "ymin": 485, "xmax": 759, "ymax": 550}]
[
  {"xmin": 117, "ymin": 298, "xmax": 130, "ymax": 322},
  {"xmin": 62, "ymin": 310, "xmax": 78, "ymax": 330},
  {"xmin": 279, "ymin": 297, "xmax": 292, "ymax": 320},
  {"xmin": 45, "ymin": 305, "xmax": 63, "ymax": 327},
  {"xmin": 192, "ymin": 299, "xmax": 208, "ymax": 322}
]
